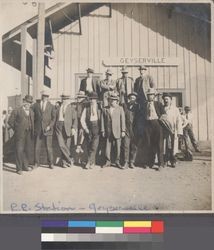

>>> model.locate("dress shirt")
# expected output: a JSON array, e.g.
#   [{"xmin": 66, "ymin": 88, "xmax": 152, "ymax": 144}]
[
  {"xmin": 86, "ymin": 77, "xmax": 93, "ymax": 93},
  {"xmin": 146, "ymin": 101, "xmax": 158, "ymax": 120},
  {"xmin": 40, "ymin": 100, "xmax": 47, "ymax": 112},
  {"xmin": 58, "ymin": 103, "xmax": 69, "ymax": 122}
]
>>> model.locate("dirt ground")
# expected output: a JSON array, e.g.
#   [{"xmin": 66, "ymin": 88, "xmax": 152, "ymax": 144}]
[{"xmin": 2, "ymin": 141, "xmax": 211, "ymax": 213}]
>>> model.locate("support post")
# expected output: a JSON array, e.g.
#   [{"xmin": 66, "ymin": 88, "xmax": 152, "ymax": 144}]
[
  {"xmin": 77, "ymin": 3, "xmax": 82, "ymax": 35},
  {"xmin": 20, "ymin": 24, "xmax": 27, "ymax": 98},
  {"xmin": 32, "ymin": 39, "xmax": 37, "ymax": 100}
]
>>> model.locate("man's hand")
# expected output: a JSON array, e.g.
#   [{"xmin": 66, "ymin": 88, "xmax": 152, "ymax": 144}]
[
  {"xmin": 45, "ymin": 126, "xmax": 51, "ymax": 132},
  {"xmin": 84, "ymin": 128, "xmax": 89, "ymax": 134},
  {"xmin": 102, "ymin": 131, "xmax": 105, "ymax": 137},
  {"xmin": 121, "ymin": 132, "xmax": 126, "ymax": 138},
  {"xmin": 71, "ymin": 128, "xmax": 76, "ymax": 136}
]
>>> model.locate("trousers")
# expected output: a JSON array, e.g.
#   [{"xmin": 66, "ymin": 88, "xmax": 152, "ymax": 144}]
[
  {"xmin": 105, "ymin": 133, "xmax": 121, "ymax": 163},
  {"xmin": 35, "ymin": 134, "xmax": 53, "ymax": 165},
  {"xmin": 86, "ymin": 121, "xmax": 99, "ymax": 164},
  {"xmin": 122, "ymin": 135, "xmax": 137, "ymax": 163}
]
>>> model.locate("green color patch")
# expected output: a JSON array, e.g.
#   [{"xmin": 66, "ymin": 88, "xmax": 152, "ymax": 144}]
[{"xmin": 96, "ymin": 221, "xmax": 124, "ymax": 227}]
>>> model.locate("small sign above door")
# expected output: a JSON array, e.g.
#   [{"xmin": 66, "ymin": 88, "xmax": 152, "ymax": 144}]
[{"xmin": 102, "ymin": 57, "xmax": 180, "ymax": 67}]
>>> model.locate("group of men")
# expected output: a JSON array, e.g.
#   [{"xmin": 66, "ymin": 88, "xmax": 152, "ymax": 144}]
[{"xmin": 7, "ymin": 65, "xmax": 200, "ymax": 175}]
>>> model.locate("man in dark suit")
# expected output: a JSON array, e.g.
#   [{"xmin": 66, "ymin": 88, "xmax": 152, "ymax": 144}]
[
  {"xmin": 55, "ymin": 94, "xmax": 77, "ymax": 168},
  {"xmin": 8, "ymin": 95, "xmax": 34, "ymax": 175},
  {"xmin": 142, "ymin": 88, "xmax": 165, "ymax": 170},
  {"xmin": 116, "ymin": 66, "xmax": 134, "ymax": 106},
  {"xmin": 121, "ymin": 92, "xmax": 139, "ymax": 169},
  {"xmin": 80, "ymin": 92, "xmax": 102, "ymax": 169},
  {"xmin": 101, "ymin": 93, "xmax": 126, "ymax": 168},
  {"xmin": 134, "ymin": 65, "xmax": 155, "ymax": 106},
  {"xmin": 79, "ymin": 68, "xmax": 100, "ymax": 96},
  {"xmin": 32, "ymin": 90, "xmax": 56, "ymax": 169}
]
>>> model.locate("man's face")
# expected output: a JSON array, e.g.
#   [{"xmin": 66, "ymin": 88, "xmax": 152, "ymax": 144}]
[
  {"xmin": 42, "ymin": 95, "xmax": 48, "ymax": 102},
  {"xmin": 140, "ymin": 69, "xmax": 147, "ymax": 76},
  {"xmin": 128, "ymin": 95, "xmax": 136, "ymax": 104},
  {"xmin": 62, "ymin": 99, "xmax": 70, "ymax": 105},
  {"xmin": 23, "ymin": 102, "xmax": 31, "ymax": 110},
  {"xmin": 163, "ymin": 96, "xmax": 171, "ymax": 106},
  {"xmin": 147, "ymin": 94, "xmax": 155, "ymax": 102},
  {"xmin": 106, "ymin": 73, "xmax": 112, "ymax": 80},
  {"xmin": 87, "ymin": 72, "xmax": 93, "ymax": 78},
  {"xmin": 110, "ymin": 99, "xmax": 118, "ymax": 107},
  {"xmin": 122, "ymin": 72, "xmax": 128, "ymax": 78}
]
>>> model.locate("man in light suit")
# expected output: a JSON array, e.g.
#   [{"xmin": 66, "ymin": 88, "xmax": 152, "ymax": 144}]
[
  {"xmin": 134, "ymin": 65, "xmax": 155, "ymax": 106},
  {"xmin": 101, "ymin": 93, "xmax": 126, "ymax": 168},
  {"xmin": 55, "ymin": 94, "xmax": 77, "ymax": 168},
  {"xmin": 8, "ymin": 95, "xmax": 34, "ymax": 175},
  {"xmin": 32, "ymin": 90, "xmax": 56, "ymax": 169},
  {"xmin": 79, "ymin": 68, "xmax": 100, "ymax": 96},
  {"xmin": 116, "ymin": 66, "xmax": 134, "ymax": 106}
]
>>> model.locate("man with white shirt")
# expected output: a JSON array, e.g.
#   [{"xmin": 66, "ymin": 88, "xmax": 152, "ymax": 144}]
[
  {"xmin": 160, "ymin": 93, "xmax": 183, "ymax": 168},
  {"xmin": 8, "ymin": 95, "xmax": 34, "ymax": 175},
  {"xmin": 183, "ymin": 106, "xmax": 200, "ymax": 153},
  {"xmin": 32, "ymin": 90, "xmax": 56, "ymax": 169},
  {"xmin": 101, "ymin": 93, "xmax": 126, "ymax": 168},
  {"xmin": 80, "ymin": 92, "xmax": 101, "ymax": 169},
  {"xmin": 55, "ymin": 94, "xmax": 77, "ymax": 168},
  {"xmin": 79, "ymin": 68, "xmax": 100, "ymax": 96}
]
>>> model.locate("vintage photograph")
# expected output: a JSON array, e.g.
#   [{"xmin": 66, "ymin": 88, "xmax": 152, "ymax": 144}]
[{"xmin": 1, "ymin": 1, "xmax": 212, "ymax": 212}]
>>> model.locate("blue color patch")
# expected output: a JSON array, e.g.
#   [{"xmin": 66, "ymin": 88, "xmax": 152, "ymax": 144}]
[{"xmin": 68, "ymin": 221, "xmax": 96, "ymax": 228}]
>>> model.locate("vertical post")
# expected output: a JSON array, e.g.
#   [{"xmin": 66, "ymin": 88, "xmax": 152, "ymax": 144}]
[
  {"xmin": 36, "ymin": 2, "xmax": 45, "ymax": 99},
  {"xmin": 32, "ymin": 39, "xmax": 37, "ymax": 100},
  {"xmin": 77, "ymin": 3, "xmax": 82, "ymax": 35},
  {"xmin": 21, "ymin": 24, "xmax": 27, "ymax": 98}
]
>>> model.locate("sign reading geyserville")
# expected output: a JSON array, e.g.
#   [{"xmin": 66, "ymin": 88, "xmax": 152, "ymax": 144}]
[{"xmin": 103, "ymin": 57, "xmax": 180, "ymax": 66}]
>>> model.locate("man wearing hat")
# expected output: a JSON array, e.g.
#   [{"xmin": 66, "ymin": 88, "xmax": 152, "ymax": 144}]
[
  {"xmin": 160, "ymin": 93, "xmax": 183, "ymax": 168},
  {"xmin": 100, "ymin": 69, "xmax": 116, "ymax": 107},
  {"xmin": 101, "ymin": 92, "xmax": 126, "ymax": 168},
  {"xmin": 116, "ymin": 66, "xmax": 134, "ymax": 106},
  {"xmin": 121, "ymin": 92, "xmax": 139, "ymax": 169},
  {"xmin": 32, "ymin": 90, "xmax": 56, "ymax": 169},
  {"xmin": 55, "ymin": 94, "xmax": 77, "ymax": 168},
  {"xmin": 8, "ymin": 95, "xmax": 34, "ymax": 175},
  {"xmin": 134, "ymin": 65, "xmax": 155, "ymax": 106},
  {"xmin": 142, "ymin": 88, "xmax": 165, "ymax": 170},
  {"xmin": 79, "ymin": 68, "xmax": 100, "ymax": 96},
  {"xmin": 80, "ymin": 92, "xmax": 102, "ymax": 169},
  {"xmin": 183, "ymin": 106, "xmax": 200, "ymax": 153}
]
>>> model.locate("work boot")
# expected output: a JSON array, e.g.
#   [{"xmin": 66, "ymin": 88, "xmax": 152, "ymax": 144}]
[
  {"xmin": 115, "ymin": 161, "xmax": 122, "ymax": 169},
  {"xmin": 17, "ymin": 170, "xmax": 23, "ymax": 175},
  {"xmin": 102, "ymin": 161, "xmax": 111, "ymax": 168},
  {"xmin": 85, "ymin": 162, "xmax": 91, "ymax": 170},
  {"xmin": 33, "ymin": 163, "xmax": 40, "ymax": 169},
  {"xmin": 129, "ymin": 162, "xmax": 135, "ymax": 169},
  {"xmin": 121, "ymin": 162, "xmax": 129, "ymax": 170},
  {"xmin": 49, "ymin": 164, "xmax": 54, "ymax": 169}
]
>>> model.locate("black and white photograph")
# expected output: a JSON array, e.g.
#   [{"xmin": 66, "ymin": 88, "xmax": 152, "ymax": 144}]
[{"xmin": 0, "ymin": 0, "xmax": 213, "ymax": 212}]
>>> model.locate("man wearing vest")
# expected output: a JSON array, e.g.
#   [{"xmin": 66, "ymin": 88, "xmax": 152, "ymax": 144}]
[
  {"xmin": 8, "ymin": 95, "xmax": 34, "ymax": 175},
  {"xmin": 80, "ymin": 92, "xmax": 101, "ymax": 169},
  {"xmin": 101, "ymin": 93, "xmax": 126, "ymax": 168},
  {"xmin": 55, "ymin": 94, "xmax": 77, "ymax": 168}
]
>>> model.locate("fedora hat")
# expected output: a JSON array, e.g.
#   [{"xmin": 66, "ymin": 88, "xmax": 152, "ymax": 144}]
[
  {"xmin": 105, "ymin": 69, "xmax": 113, "ymax": 75},
  {"xmin": 162, "ymin": 92, "xmax": 172, "ymax": 99},
  {"xmin": 127, "ymin": 92, "xmax": 138, "ymax": 99},
  {"xmin": 88, "ymin": 91, "xmax": 98, "ymax": 99},
  {"xmin": 146, "ymin": 88, "xmax": 156, "ymax": 95},
  {"xmin": 139, "ymin": 65, "xmax": 147, "ymax": 70},
  {"xmin": 108, "ymin": 92, "xmax": 119, "ymax": 100},
  {"xmin": 60, "ymin": 94, "xmax": 70, "ymax": 100},
  {"xmin": 23, "ymin": 94, "xmax": 33, "ymax": 103},
  {"xmin": 121, "ymin": 66, "xmax": 128, "ymax": 73},
  {"xmin": 40, "ymin": 90, "xmax": 50, "ymax": 97},
  {"xmin": 86, "ymin": 68, "xmax": 94, "ymax": 73},
  {"xmin": 184, "ymin": 106, "xmax": 191, "ymax": 111}
]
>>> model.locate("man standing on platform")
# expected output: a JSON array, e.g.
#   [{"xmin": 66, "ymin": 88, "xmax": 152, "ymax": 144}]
[
  {"xmin": 55, "ymin": 94, "xmax": 77, "ymax": 168},
  {"xmin": 116, "ymin": 66, "xmax": 134, "ymax": 106},
  {"xmin": 79, "ymin": 68, "xmax": 100, "ymax": 96},
  {"xmin": 100, "ymin": 69, "xmax": 116, "ymax": 107},
  {"xmin": 142, "ymin": 88, "xmax": 165, "ymax": 170},
  {"xmin": 8, "ymin": 95, "xmax": 34, "ymax": 175},
  {"xmin": 134, "ymin": 65, "xmax": 155, "ymax": 106},
  {"xmin": 101, "ymin": 93, "xmax": 126, "ymax": 169},
  {"xmin": 33, "ymin": 90, "xmax": 56, "ymax": 169},
  {"xmin": 80, "ymin": 92, "xmax": 102, "ymax": 169}
]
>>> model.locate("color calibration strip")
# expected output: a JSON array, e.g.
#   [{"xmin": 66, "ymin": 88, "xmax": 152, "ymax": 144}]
[{"xmin": 41, "ymin": 220, "xmax": 164, "ymax": 243}]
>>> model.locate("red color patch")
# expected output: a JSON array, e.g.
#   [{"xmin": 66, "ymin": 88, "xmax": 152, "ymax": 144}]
[{"xmin": 151, "ymin": 221, "xmax": 164, "ymax": 233}]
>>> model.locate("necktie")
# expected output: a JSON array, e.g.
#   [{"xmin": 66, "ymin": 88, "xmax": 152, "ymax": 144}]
[{"xmin": 42, "ymin": 101, "xmax": 45, "ymax": 112}]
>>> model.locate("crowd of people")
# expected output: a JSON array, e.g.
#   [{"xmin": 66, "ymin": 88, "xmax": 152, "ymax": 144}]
[{"xmin": 4, "ymin": 65, "xmax": 200, "ymax": 175}]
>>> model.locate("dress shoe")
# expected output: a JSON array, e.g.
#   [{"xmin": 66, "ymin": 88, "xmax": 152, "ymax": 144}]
[
  {"xmin": 33, "ymin": 163, "xmax": 40, "ymax": 169},
  {"xmin": 152, "ymin": 165, "xmax": 160, "ymax": 171},
  {"xmin": 102, "ymin": 161, "xmax": 111, "ymax": 168},
  {"xmin": 171, "ymin": 162, "xmax": 176, "ymax": 168},
  {"xmin": 121, "ymin": 162, "xmax": 129, "ymax": 170},
  {"xmin": 85, "ymin": 162, "xmax": 91, "ymax": 169},
  {"xmin": 129, "ymin": 162, "xmax": 135, "ymax": 169},
  {"xmin": 115, "ymin": 161, "xmax": 122, "ymax": 169},
  {"xmin": 89, "ymin": 163, "xmax": 95, "ymax": 169},
  {"xmin": 17, "ymin": 170, "xmax": 23, "ymax": 175},
  {"xmin": 24, "ymin": 167, "xmax": 32, "ymax": 171},
  {"xmin": 49, "ymin": 164, "xmax": 54, "ymax": 169},
  {"xmin": 143, "ymin": 165, "xmax": 149, "ymax": 169},
  {"xmin": 67, "ymin": 158, "xmax": 74, "ymax": 167}
]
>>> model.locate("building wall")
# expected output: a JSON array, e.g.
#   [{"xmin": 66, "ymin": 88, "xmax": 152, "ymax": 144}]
[{"xmin": 49, "ymin": 3, "xmax": 211, "ymax": 141}]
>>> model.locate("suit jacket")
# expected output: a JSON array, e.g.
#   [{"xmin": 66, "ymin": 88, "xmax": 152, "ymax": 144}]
[
  {"xmin": 79, "ymin": 77, "xmax": 100, "ymax": 96},
  {"xmin": 116, "ymin": 77, "xmax": 134, "ymax": 105},
  {"xmin": 134, "ymin": 75, "xmax": 155, "ymax": 104},
  {"xmin": 100, "ymin": 79, "xmax": 116, "ymax": 107},
  {"xmin": 123, "ymin": 103, "xmax": 139, "ymax": 138},
  {"xmin": 8, "ymin": 107, "xmax": 34, "ymax": 139},
  {"xmin": 32, "ymin": 101, "xmax": 56, "ymax": 136},
  {"xmin": 56, "ymin": 103, "xmax": 77, "ymax": 137},
  {"xmin": 101, "ymin": 105, "xmax": 126, "ymax": 139}
]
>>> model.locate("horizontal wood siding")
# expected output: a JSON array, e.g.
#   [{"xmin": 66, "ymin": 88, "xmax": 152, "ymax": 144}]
[{"xmin": 49, "ymin": 3, "xmax": 211, "ymax": 140}]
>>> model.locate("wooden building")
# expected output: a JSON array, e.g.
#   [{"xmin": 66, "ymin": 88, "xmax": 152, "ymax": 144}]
[{"xmin": 2, "ymin": 2, "xmax": 212, "ymax": 141}]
